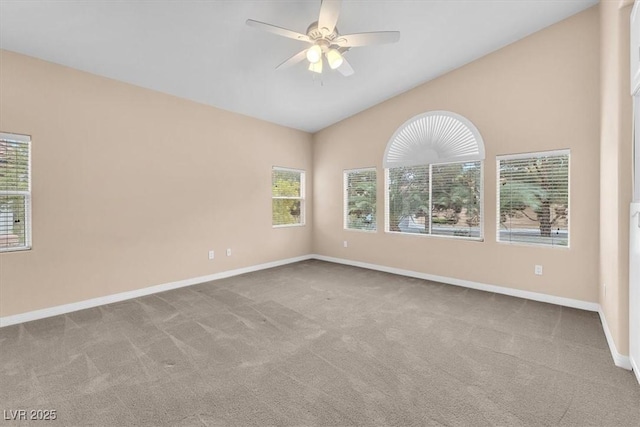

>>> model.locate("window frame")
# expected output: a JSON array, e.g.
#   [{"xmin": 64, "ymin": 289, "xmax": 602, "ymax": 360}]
[
  {"xmin": 271, "ymin": 166, "xmax": 305, "ymax": 228},
  {"xmin": 496, "ymin": 149, "xmax": 570, "ymax": 249},
  {"xmin": 344, "ymin": 167, "xmax": 377, "ymax": 233},
  {"xmin": 384, "ymin": 160, "xmax": 484, "ymax": 241},
  {"xmin": 0, "ymin": 132, "xmax": 32, "ymax": 253}
]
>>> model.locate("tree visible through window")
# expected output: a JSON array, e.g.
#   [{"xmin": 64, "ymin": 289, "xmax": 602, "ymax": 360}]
[
  {"xmin": 386, "ymin": 161, "xmax": 482, "ymax": 239},
  {"xmin": 497, "ymin": 151, "xmax": 569, "ymax": 247},
  {"xmin": 272, "ymin": 167, "xmax": 305, "ymax": 226},
  {"xmin": 431, "ymin": 162, "xmax": 482, "ymax": 237},
  {"xmin": 344, "ymin": 168, "xmax": 376, "ymax": 231},
  {"xmin": 0, "ymin": 133, "xmax": 31, "ymax": 251}
]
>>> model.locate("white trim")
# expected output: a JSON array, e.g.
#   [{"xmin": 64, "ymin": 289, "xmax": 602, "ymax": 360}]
[
  {"xmin": 631, "ymin": 356, "xmax": 640, "ymax": 384},
  {"xmin": 25, "ymin": 135, "xmax": 32, "ymax": 249},
  {"xmin": 384, "ymin": 168, "xmax": 390, "ymax": 232},
  {"xmin": 0, "ymin": 247, "xmax": 31, "ymax": 253},
  {"xmin": 630, "ymin": 202, "xmax": 640, "ymax": 381},
  {"xmin": 343, "ymin": 167, "xmax": 377, "ymax": 174},
  {"xmin": 0, "ymin": 246, "xmax": 31, "ymax": 253},
  {"xmin": 314, "ymin": 255, "xmax": 635, "ymax": 371},
  {"xmin": 272, "ymin": 223, "xmax": 305, "ymax": 228},
  {"xmin": 312, "ymin": 254, "xmax": 599, "ymax": 311},
  {"xmin": 384, "ymin": 229, "xmax": 484, "ymax": 242},
  {"xmin": 0, "ymin": 132, "xmax": 31, "ymax": 143},
  {"xmin": 631, "ymin": 0, "xmax": 640, "ymax": 96},
  {"xmin": 1, "ymin": 253, "xmax": 632, "ymax": 376},
  {"xmin": 634, "ymin": 97, "xmax": 640, "ymax": 202},
  {"xmin": 479, "ymin": 161, "xmax": 485, "ymax": 239},
  {"xmin": 0, "ymin": 190, "xmax": 31, "ymax": 196},
  {"xmin": 0, "ymin": 255, "xmax": 313, "ymax": 328},
  {"xmin": 496, "ymin": 148, "xmax": 570, "ymax": 162},
  {"xmin": 428, "ymin": 165, "xmax": 433, "ymax": 234},
  {"xmin": 272, "ymin": 166, "xmax": 305, "ymax": 173},
  {"xmin": 598, "ymin": 307, "xmax": 633, "ymax": 370}
]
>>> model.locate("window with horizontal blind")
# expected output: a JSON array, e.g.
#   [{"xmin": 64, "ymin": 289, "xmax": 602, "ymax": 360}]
[
  {"xmin": 344, "ymin": 168, "xmax": 376, "ymax": 231},
  {"xmin": 0, "ymin": 133, "xmax": 31, "ymax": 252},
  {"xmin": 497, "ymin": 150, "xmax": 569, "ymax": 247},
  {"xmin": 385, "ymin": 161, "xmax": 483, "ymax": 239},
  {"xmin": 272, "ymin": 167, "xmax": 305, "ymax": 227}
]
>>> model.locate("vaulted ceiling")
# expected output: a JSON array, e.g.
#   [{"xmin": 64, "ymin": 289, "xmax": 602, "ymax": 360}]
[{"xmin": 0, "ymin": 0, "xmax": 598, "ymax": 132}]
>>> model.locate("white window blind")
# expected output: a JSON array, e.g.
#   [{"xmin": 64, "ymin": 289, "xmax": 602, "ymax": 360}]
[
  {"xmin": 272, "ymin": 167, "xmax": 305, "ymax": 227},
  {"xmin": 383, "ymin": 111, "xmax": 485, "ymax": 168},
  {"xmin": 497, "ymin": 150, "xmax": 569, "ymax": 247},
  {"xmin": 431, "ymin": 162, "xmax": 482, "ymax": 238},
  {"xmin": 385, "ymin": 161, "xmax": 482, "ymax": 239},
  {"xmin": 344, "ymin": 168, "xmax": 376, "ymax": 231},
  {"xmin": 0, "ymin": 133, "xmax": 31, "ymax": 252}
]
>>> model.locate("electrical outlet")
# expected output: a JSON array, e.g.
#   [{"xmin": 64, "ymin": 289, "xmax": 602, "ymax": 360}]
[
  {"xmin": 343, "ymin": 240, "xmax": 348, "ymax": 248},
  {"xmin": 226, "ymin": 248, "xmax": 232, "ymax": 256},
  {"xmin": 534, "ymin": 265, "xmax": 543, "ymax": 275},
  {"xmin": 208, "ymin": 250, "xmax": 215, "ymax": 260}
]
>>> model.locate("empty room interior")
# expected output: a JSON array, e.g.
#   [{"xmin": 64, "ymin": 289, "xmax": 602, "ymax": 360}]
[{"xmin": 1, "ymin": 0, "xmax": 640, "ymax": 425}]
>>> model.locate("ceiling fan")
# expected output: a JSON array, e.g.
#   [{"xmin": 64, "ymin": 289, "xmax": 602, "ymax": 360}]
[{"xmin": 246, "ymin": 0, "xmax": 400, "ymax": 76}]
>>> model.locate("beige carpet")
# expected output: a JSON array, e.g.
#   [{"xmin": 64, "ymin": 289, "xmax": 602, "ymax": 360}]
[{"xmin": 1, "ymin": 260, "xmax": 639, "ymax": 426}]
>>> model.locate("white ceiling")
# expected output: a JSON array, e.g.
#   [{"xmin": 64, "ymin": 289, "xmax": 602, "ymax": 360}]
[{"xmin": 0, "ymin": 0, "xmax": 597, "ymax": 133}]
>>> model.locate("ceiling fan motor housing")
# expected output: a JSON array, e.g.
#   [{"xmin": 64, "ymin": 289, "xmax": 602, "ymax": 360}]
[{"xmin": 306, "ymin": 21, "xmax": 339, "ymax": 43}]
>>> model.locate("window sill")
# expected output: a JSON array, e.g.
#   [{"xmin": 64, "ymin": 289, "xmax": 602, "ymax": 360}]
[
  {"xmin": 344, "ymin": 228, "xmax": 377, "ymax": 233},
  {"xmin": 0, "ymin": 246, "xmax": 32, "ymax": 253},
  {"xmin": 385, "ymin": 230, "xmax": 483, "ymax": 242},
  {"xmin": 496, "ymin": 240, "xmax": 570, "ymax": 249}
]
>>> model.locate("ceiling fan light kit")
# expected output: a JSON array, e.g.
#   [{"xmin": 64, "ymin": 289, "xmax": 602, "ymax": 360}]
[
  {"xmin": 246, "ymin": 0, "xmax": 400, "ymax": 77},
  {"xmin": 306, "ymin": 44, "xmax": 323, "ymax": 64},
  {"xmin": 326, "ymin": 48, "xmax": 343, "ymax": 69},
  {"xmin": 308, "ymin": 60, "xmax": 323, "ymax": 74}
]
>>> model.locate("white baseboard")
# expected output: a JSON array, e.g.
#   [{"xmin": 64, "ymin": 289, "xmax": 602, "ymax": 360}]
[
  {"xmin": 312, "ymin": 254, "xmax": 600, "ymax": 312},
  {"xmin": 314, "ymin": 255, "xmax": 635, "ymax": 371},
  {"xmin": 597, "ymin": 308, "xmax": 633, "ymax": 370},
  {"xmin": 1, "ymin": 253, "xmax": 633, "ymax": 374},
  {"xmin": 0, "ymin": 254, "xmax": 313, "ymax": 328},
  {"xmin": 631, "ymin": 356, "xmax": 640, "ymax": 384}
]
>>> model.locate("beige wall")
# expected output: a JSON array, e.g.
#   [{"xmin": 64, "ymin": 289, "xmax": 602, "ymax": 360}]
[
  {"xmin": 1, "ymin": 6, "xmax": 629, "ymax": 359},
  {"xmin": 0, "ymin": 50, "xmax": 313, "ymax": 318},
  {"xmin": 313, "ymin": 8, "xmax": 601, "ymax": 303},
  {"xmin": 599, "ymin": 0, "xmax": 634, "ymax": 355}
]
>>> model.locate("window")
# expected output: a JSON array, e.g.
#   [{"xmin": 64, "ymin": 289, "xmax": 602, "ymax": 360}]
[
  {"xmin": 497, "ymin": 150, "xmax": 569, "ymax": 247},
  {"xmin": 272, "ymin": 167, "xmax": 305, "ymax": 227},
  {"xmin": 385, "ymin": 161, "xmax": 483, "ymax": 239},
  {"xmin": 0, "ymin": 133, "xmax": 31, "ymax": 252},
  {"xmin": 344, "ymin": 168, "xmax": 376, "ymax": 231},
  {"xmin": 384, "ymin": 111, "xmax": 485, "ymax": 168}
]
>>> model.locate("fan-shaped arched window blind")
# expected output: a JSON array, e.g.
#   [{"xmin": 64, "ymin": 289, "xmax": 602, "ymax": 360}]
[{"xmin": 383, "ymin": 111, "xmax": 485, "ymax": 168}]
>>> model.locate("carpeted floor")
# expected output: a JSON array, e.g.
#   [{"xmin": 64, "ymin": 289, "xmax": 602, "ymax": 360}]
[{"xmin": 1, "ymin": 260, "xmax": 639, "ymax": 426}]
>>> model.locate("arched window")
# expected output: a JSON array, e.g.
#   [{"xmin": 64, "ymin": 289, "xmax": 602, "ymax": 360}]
[
  {"xmin": 383, "ymin": 111, "xmax": 485, "ymax": 168},
  {"xmin": 384, "ymin": 111, "xmax": 485, "ymax": 240}
]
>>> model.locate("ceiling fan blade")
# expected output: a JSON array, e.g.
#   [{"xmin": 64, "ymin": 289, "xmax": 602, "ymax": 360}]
[
  {"xmin": 276, "ymin": 49, "xmax": 309, "ymax": 70},
  {"xmin": 318, "ymin": 0, "xmax": 341, "ymax": 36},
  {"xmin": 246, "ymin": 19, "xmax": 311, "ymax": 42},
  {"xmin": 335, "ymin": 31, "xmax": 400, "ymax": 47},
  {"xmin": 337, "ymin": 56, "xmax": 354, "ymax": 77}
]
